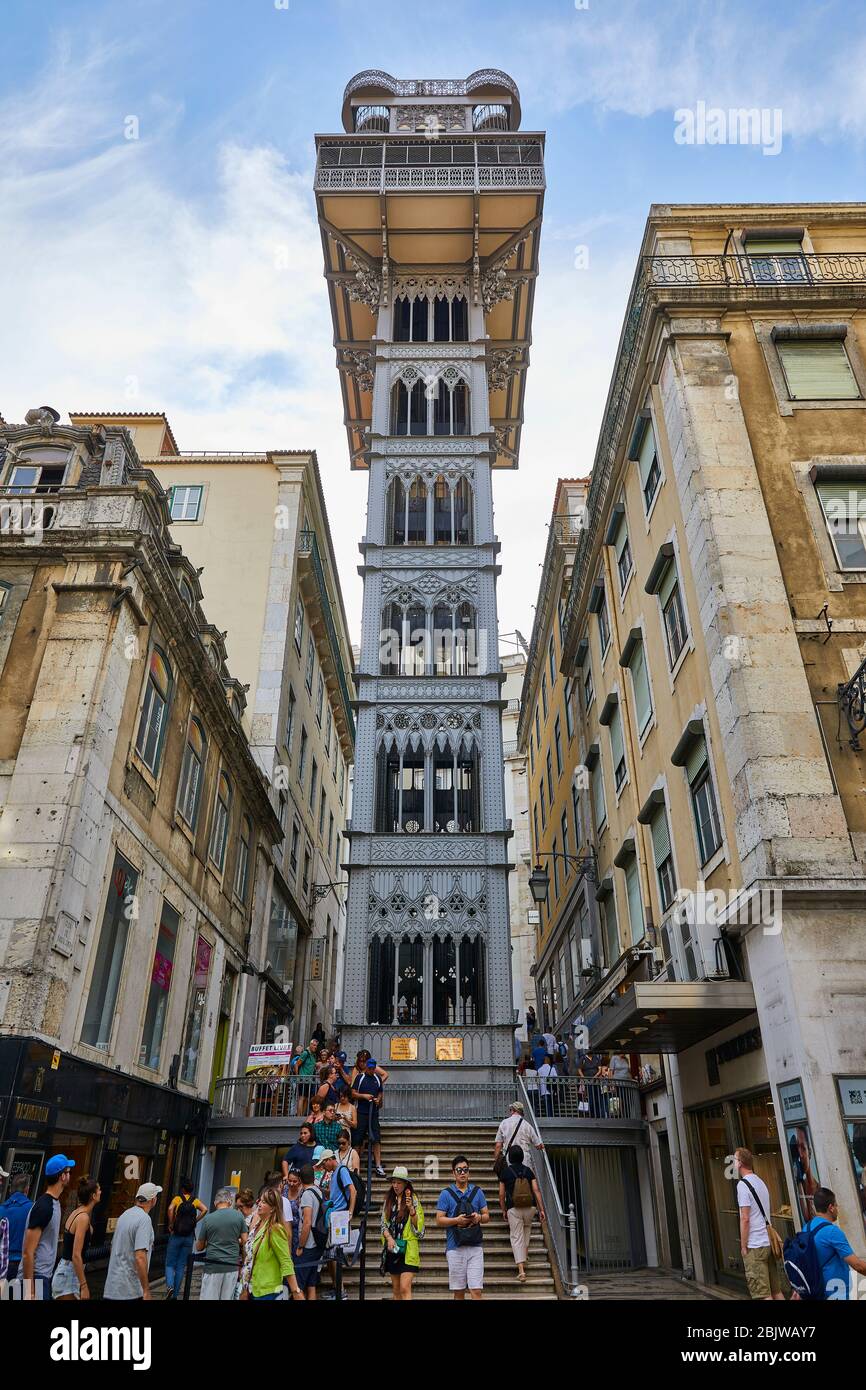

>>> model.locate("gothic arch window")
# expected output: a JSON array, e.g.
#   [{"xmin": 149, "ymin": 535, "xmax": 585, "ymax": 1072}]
[
  {"xmin": 387, "ymin": 472, "xmax": 474, "ymax": 545},
  {"xmin": 375, "ymin": 740, "xmax": 480, "ymax": 833},
  {"xmin": 433, "ymin": 293, "xmax": 468, "ymax": 342},
  {"xmin": 432, "ymin": 602, "xmax": 477, "ymax": 676},
  {"xmin": 431, "ymin": 935, "xmax": 486, "ymax": 1024},
  {"xmin": 376, "ymin": 745, "xmax": 425, "ymax": 832},
  {"xmin": 460, "ymin": 935, "xmax": 487, "ymax": 1024},
  {"xmin": 380, "ymin": 602, "xmax": 401, "ymax": 675},
  {"xmin": 393, "ymin": 294, "xmax": 429, "ymax": 343},
  {"xmin": 390, "ymin": 379, "xmax": 427, "ymax": 435},
  {"xmin": 368, "ymin": 935, "xmax": 396, "ymax": 1024},
  {"xmin": 432, "ymin": 936, "xmax": 456, "ymax": 1024},
  {"xmin": 396, "ymin": 935, "xmax": 424, "ymax": 1024},
  {"xmin": 433, "ymin": 377, "xmax": 469, "ymax": 436},
  {"xmin": 432, "ymin": 746, "xmax": 481, "ymax": 832}
]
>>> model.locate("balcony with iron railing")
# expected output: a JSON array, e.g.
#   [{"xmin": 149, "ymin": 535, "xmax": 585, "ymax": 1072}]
[
  {"xmin": 297, "ymin": 528, "xmax": 355, "ymax": 743},
  {"xmin": 560, "ymin": 249, "xmax": 866, "ymax": 660},
  {"xmin": 315, "ymin": 135, "xmax": 544, "ymax": 192}
]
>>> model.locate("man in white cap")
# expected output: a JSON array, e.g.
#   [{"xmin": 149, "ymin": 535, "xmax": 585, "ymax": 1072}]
[
  {"xmin": 493, "ymin": 1102, "xmax": 545, "ymax": 1175},
  {"xmin": 103, "ymin": 1181, "xmax": 162, "ymax": 1301}
]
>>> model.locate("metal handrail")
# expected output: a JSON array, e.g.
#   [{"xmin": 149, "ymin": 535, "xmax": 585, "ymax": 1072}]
[{"xmin": 516, "ymin": 1073, "xmax": 582, "ymax": 1296}]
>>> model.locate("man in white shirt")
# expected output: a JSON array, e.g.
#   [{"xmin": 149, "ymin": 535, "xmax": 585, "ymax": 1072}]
[
  {"xmin": 493, "ymin": 1103, "xmax": 545, "ymax": 1174},
  {"xmin": 735, "ymin": 1147, "xmax": 783, "ymax": 1300},
  {"xmin": 537, "ymin": 1056, "xmax": 558, "ymax": 1118},
  {"xmin": 542, "ymin": 1030, "xmax": 557, "ymax": 1056}
]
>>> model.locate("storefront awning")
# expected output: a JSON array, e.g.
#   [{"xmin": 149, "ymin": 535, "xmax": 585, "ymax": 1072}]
[{"xmin": 589, "ymin": 979, "xmax": 757, "ymax": 1054}]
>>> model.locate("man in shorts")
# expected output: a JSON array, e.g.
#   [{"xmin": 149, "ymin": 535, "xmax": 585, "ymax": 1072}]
[{"xmin": 436, "ymin": 1155, "xmax": 489, "ymax": 1300}]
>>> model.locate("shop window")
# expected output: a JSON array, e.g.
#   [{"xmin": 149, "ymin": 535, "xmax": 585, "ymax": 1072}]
[
  {"xmin": 81, "ymin": 853, "xmax": 139, "ymax": 1050},
  {"xmin": 180, "ymin": 935, "xmax": 213, "ymax": 1085},
  {"xmin": 139, "ymin": 899, "xmax": 180, "ymax": 1071}
]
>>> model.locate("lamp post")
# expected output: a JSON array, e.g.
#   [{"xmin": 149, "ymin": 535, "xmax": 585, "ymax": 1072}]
[{"xmin": 528, "ymin": 850, "xmax": 598, "ymax": 904}]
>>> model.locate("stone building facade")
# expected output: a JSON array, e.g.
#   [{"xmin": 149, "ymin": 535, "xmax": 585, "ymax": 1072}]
[
  {"xmin": 0, "ymin": 411, "xmax": 281, "ymax": 1239},
  {"xmin": 557, "ymin": 205, "xmax": 866, "ymax": 1291}
]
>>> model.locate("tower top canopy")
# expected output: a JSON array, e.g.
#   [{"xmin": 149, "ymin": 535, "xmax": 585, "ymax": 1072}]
[{"xmin": 341, "ymin": 68, "xmax": 522, "ymax": 133}]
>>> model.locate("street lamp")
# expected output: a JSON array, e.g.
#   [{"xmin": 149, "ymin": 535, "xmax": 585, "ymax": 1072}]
[{"xmin": 529, "ymin": 863, "xmax": 550, "ymax": 904}]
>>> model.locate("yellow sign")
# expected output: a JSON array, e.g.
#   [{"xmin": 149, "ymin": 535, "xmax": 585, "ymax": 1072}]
[
  {"xmin": 435, "ymin": 1037, "xmax": 464, "ymax": 1061},
  {"xmin": 230, "ymin": 1170, "xmax": 241, "ymax": 1189},
  {"xmin": 390, "ymin": 1036, "xmax": 418, "ymax": 1061},
  {"xmin": 51, "ymin": 1049, "xmax": 61, "ymax": 1070}
]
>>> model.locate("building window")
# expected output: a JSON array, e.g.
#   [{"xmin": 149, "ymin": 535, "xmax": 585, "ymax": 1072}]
[
  {"xmin": 661, "ymin": 570, "xmax": 688, "ymax": 668},
  {"xmin": 286, "ymin": 686, "xmax": 296, "ymax": 754},
  {"xmin": 545, "ymin": 750, "xmax": 554, "ymax": 805},
  {"xmin": 533, "ymin": 803, "xmax": 539, "ymax": 852},
  {"xmin": 651, "ymin": 805, "xmax": 676, "ymax": 912},
  {"xmin": 299, "ymin": 726, "xmax": 308, "ymax": 782},
  {"xmin": 627, "ymin": 637, "xmax": 653, "ymax": 735},
  {"xmin": 368, "ymin": 937, "xmax": 396, "ymax": 1025},
  {"xmin": 278, "ymin": 792, "xmax": 288, "ymax": 832},
  {"xmin": 554, "ymin": 715, "xmax": 563, "ymax": 777},
  {"xmin": 390, "ymin": 375, "xmax": 470, "ymax": 436},
  {"xmin": 305, "ymin": 636, "xmax": 315, "ymax": 693},
  {"xmin": 294, "ymin": 597, "xmax": 304, "ymax": 654},
  {"xmin": 180, "ymin": 935, "xmax": 213, "ymax": 1084},
  {"xmin": 534, "ymin": 707, "xmax": 541, "ymax": 745},
  {"xmin": 319, "ymin": 787, "xmax": 327, "ymax": 837},
  {"xmin": 744, "ymin": 233, "xmax": 807, "ymax": 284},
  {"xmin": 816, "ymin": 481, "xmax": 866, "ymax": 569},
  {"xmin": 686, "ymin": 735, "xmax": 723, "ymax": 866},
  {"xmin": 315, "ymin": 672, "xmax": 324, "ymax": 725},
  {"xmin": 325, "ymin": 709, "xmax": 332, "ymax": 757},
  {"xmin": 590, "ymin": 755, "xmax": 606, "ymax": 833},
  {"xmin": 633, "ymin": 418, "xmax": 661, "ymax": 512},
  {"xmin": 177, "ymin": 717, "xmax": 206, "ymax": 829},
  {"xmin": 624, "ymin": 854, "xmax": 645, "ymax": 945},
  {"xmin": 302, "ymin": 848, "xmax": 311, "ymax": 896},
  {"xmin": 334, "ymin": 829, "xmax": 340, "ymax": 875},
  {"xmin": 776, "ymin": 337, "xmax": 860, "ymax": 401},
  {"xmin": 564, "ymin": 679, "xmax": 575, "ymax": 740},
  {"xmin": 135, "ymin": 647, "xmax": 172, "ymax": 775},
  {"xmin": 609, "ymin": 702, "xmax": 627, "ymax": 792},
  {"xmin": 597, "ymin": 588, "xmax": 611, "ymax": 653},
  {"xmin": 540, "ymin": 780, "xmax": 547, "ymax": 828},
  {"xmin": 168, "ymin": 485, "xmax": 203, "ymax": 521},
  {"xmin": 290, "ymin": 821, "xmax": 300, "ymax": 874},
  {"xmin": 267, "ymin": 885, "xmax": 298, "ymax": 995},
  {"xmin": 328, "ymin": 811, "xmax": 334, "ymax": 857},
  {"xmin": 583, "ymin": 663, "xmax": 594, "ymax": 710},
  {"xmin": 339, "ymin": 759, "xmax": 345, "ymax": 802},
  {"xmin": 139, "ymin": 898, "xmax": 180, "ymax": 1070},
  {"xmin": 610, "ymin": 509, "xmax": 633, "ymax": 593},
  {"xmin": 572, "ymin": 783, "xmax": 581, "ymax": 851},
  {"xmin": 309, "ymin": 758, "xmax": 318, "ymax": 812},
  {"xmin": 208, "ymin": 771, "xmax": 232, "ymax": 872},
  {"xmin": 548, "ymin": 633, "xmax": 556, "ymax": 686},
  {"xmin": 234, "ymin": 814, "xmax": 252, "ymax": 903},
  {"xmin": 561, "ymin": 808, "xmax": 570, "ymax": 861},
  {"xmin": 541, "ymin": 673, "xmax": 549, "ymax": 719},
  {"xmin": 6, "ymin": 445, "xmax": 70, "ymax": 493},
  {"xmin": 552, "ymin": 837, "xmax": 560, "ymax": 899},
  {"xmin": 81, "ymin": 852, "xmax": 139, "ymax": 1050}
]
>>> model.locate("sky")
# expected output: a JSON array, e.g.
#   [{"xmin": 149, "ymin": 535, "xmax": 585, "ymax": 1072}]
[{"xmin": 2, "ymin": 0, "xmax": 866, "ymax": 648}]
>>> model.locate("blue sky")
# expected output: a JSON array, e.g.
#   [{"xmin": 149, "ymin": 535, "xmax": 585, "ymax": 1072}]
[{"xmin": 2, "ymin": 0, "xmax": 866, "ymax": 642}]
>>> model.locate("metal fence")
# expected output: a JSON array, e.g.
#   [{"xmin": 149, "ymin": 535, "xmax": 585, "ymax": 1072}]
[
  {"xmin": 523, "ymin": 1075, "xmax": 641, "ymax": 1121},
  {"xmin": 212, "ymin": 1074, "xmax": 299, "ymax": 1120}
]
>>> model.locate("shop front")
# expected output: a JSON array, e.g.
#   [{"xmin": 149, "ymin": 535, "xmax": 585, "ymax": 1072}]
[{"xmin": 0, "ymin": 1037, "xmax": 208, "ymax": 1290}]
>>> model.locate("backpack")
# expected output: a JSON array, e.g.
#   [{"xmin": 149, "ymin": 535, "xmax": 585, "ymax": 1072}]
[
  {"xmin": 449, "ymin": 1185, "xmax": 483, "ymax": 1247},
  {"xmin": 305, "ymin": 1186, "xmax": 330, "ymax": 1253},
  {"xmin": 173, "ymin": 1195, "xmax": 198, "ymax": 1238},
  {"xmin": 783, "ymin": 1220, "xmax": 833, "ymax": 1301},
  {"xmin": 510, "ymin": 1168, "xmax": 534, "ymax": 1210},
  {"xmin": 293, "ymin": 1049, "xmax": 312, "ymax": 1076},
  {"xmin": 348, "ymin": 1168, "xmax": 367, "ymax": 1212}
]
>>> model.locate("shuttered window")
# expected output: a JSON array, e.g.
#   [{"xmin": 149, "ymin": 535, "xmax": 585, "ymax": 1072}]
[
  {"xmin": 746, "ymin": 237, "xmax": 807, "ymax": 284},
  {"xmin": 625, "ymin": 855, "xmax": 645, "ymax": 945},
  {"xmin": 687, "ymin": 734, "xmax": 724, "ymax": 865},
  {"xmin": 637, "ymin": 421, "xmax": 661, "ymax": 510},
  {"xmin": 628, "ymin": 639, "xmax": 653, "ymax": 734},
  {"xmin": 650, "ymin": 804, "xmax": 676, "ymax": 911},
  {"xmin": 659, "ymin": 562, "xmax": 688, "ymax": 666},
  {"xmin": 609, "ymin": 703, "xmax": 626, "ymax": 791},
  {"xmin": 816, "ymin": 481, "xmax": 866, "ymax": 569},
  {"xmin": 614, "ymin": 512, "xmax": 633, "ymax": 591},
  {"xmin": 776, "ymin": 339, "xmax": 860, "ymax": 401},
  {"xmin": 591, "ymin": 759, "xmax": 607, "ymax": 832}
]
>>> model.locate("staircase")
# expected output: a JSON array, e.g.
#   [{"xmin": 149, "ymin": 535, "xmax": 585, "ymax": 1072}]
[{"xmin": 339, "ymin": 1122, "xmax": 558, "ymax": 1300}]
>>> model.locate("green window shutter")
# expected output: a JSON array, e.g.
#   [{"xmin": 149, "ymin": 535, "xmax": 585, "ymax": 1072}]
[
  {"xmin": 609, "ymin": 704, "xmax": 625, "ymax": 770},
  {"xmin": 685, "ymin": 732, "xmax": 708, "ymax": 784},
  {"xmin": 816, "ymin": 481, "xmax": 866, "ymax": 521},
  {"xmin": 614, "ymin": 512, "xmax": 628, "ymax": 559},
  {"xmin": 637, "ymin": 422, "xmax": 657, "ymax": 487},
  {"xmin": 625, "ymin": 856, "xmax": 644, "ymax": 944},
  {"xmin": 650, "ymin": 806, "xmax": 671, "ymax": 867},
  {"xmin": 776, "ymin": 340, "xmax": 859, "ymax": 401},
  {"xmin": 657, "ymin": 560, "xmax": 679, "ymax": 609},
  {"xmin": 745, "ymin": 238, "xmax": 802, "ymax": 254},
  {"xmin": 592, "ymin": 760, "xmax": 606, "ymax": 829},
  {"xmin": 629, "ymin": 641, "xmax": 652, "ymax": 732}
]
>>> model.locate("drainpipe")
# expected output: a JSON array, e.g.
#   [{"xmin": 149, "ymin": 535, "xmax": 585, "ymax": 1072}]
[{"xmin": 663, "ymin": 1051, "xmax": 695, "ymax": 1280}]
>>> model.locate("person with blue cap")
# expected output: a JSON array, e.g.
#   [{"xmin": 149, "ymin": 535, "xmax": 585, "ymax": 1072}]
[
  {"xmin": 352, "ymin": 1056, "xmax": 387, "ymax": 1178},
  {"xmin": 21, "ymin": 1153, "xmax": 75, "ymax": 1300}
]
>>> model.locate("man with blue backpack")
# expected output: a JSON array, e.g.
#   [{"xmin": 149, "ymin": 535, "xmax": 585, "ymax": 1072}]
[
  {"xmin": 436, "ymin": 1155, "xmax": 489, "ymax": 1299},
  {"xmin": 784, "ymin": 1186, "xmax": 866, "ymax": 1300}
]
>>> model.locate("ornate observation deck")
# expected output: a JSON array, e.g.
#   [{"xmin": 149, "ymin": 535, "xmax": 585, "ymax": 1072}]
[{"xmin": 314, "ymin": 70, "xmax": 545, "ymax": 472}]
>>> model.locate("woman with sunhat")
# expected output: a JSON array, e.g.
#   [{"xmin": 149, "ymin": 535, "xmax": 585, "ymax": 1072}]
[{"xmin": 381, "ymin": 1166, "xmax": 424, "ymax": 1300}]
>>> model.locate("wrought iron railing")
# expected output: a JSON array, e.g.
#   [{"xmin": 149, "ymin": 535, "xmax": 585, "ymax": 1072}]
[
  {"xmin": 516, "ymin": 1074, "xmax": 584, "ymax": 1295},
  {"xmin": 211, "ymin": 1073, "xmax": 299, "ymax": 1120},
  {"xmin": 315, "ymin": 138, "xmax": 544, "ymax": 193},
  {"xmin": 560, "ymin": 250, "xmax": 866, "ymax": 663},
  {"xmin": 523, "ymin": 1074, "xmax": 640, "ymax": 1121},
  {"xmin": 838, "ymin": 651, "xmax": 866, "ymax": 750},
  {"xmin": 297, "ymin": 528, "xmax": 355, "ymax": 742}
]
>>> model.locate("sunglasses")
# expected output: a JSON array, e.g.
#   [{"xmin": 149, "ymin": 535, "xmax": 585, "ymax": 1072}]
[{"xmin": 454, "ymin": 1165, "xmax": 470, "ymax": 1174}]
